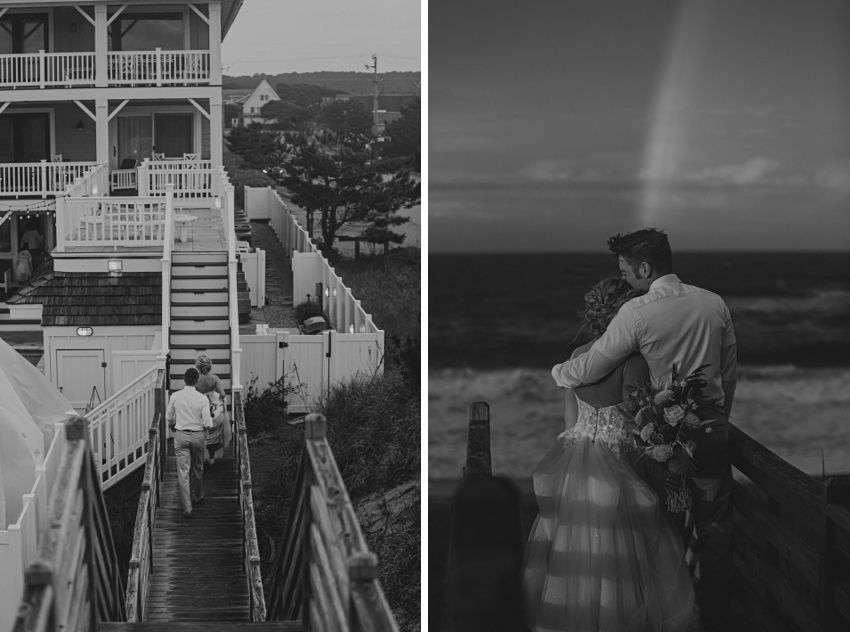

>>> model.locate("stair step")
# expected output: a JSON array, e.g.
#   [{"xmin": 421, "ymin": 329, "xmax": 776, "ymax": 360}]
[
  {"xmin": 170, "ymin": 318, "xmax": 230, "ymax": 329},
  {"xmin": 172, "ymin": 252, "xmax": 227, "ymax": 264},
  {"xmin": 171, "ymin": 291, "xmax": 230, "ymax": 304},
  {"xmin": 169, "ymin": 352, "xmax": 230, "ymax": 365},
  {"xmin": 171, "ymin": 304, "xmax": 229, "ymax": 318},
  {"xmin": 172, "ymin": 266, "xmax": 228, "ymax": 278},
  {"xmin": 171, "ymin": 277, "xmax": 228, "ymax": 291},
  {"xmin": 170, "ymin": 333, "xmax": 230, "ymax": 346}
]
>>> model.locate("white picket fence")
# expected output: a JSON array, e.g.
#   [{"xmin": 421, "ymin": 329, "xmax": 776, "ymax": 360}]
[
  {"xmin": 241, "ymin": 330, "xmax": 384, "ymax": 413},
  {"xmin": 0, "ymin": 421, "xmax": 66, "ymax": 632},
  {"xmin": 244, "ymin": 186, "xmax": 381, "ymax": 334}
]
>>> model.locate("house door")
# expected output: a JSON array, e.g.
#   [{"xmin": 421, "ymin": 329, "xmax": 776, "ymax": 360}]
[
  {"xmin": 117, "ymin": 115, "xmax": 153, "ymax": 166},
  {"xmin": 0, "ymin": 113, "xmax": 50, "ymax": 163},
  {"xmin": 154, "ymin": 114, "xmax": 193, "ymax": 157},
  {"xmin": 57, "ymin": 349, "xmax": 106, "ymax": 414}
]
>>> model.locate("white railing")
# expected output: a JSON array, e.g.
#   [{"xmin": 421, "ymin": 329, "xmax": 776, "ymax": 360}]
[
  {"xmin": 245, "ymin": 186, "xmax": 381, "ymax": 335},
  {"xmin": 222, "ymin": 173, "xmax": 243, "ymax": 392},
  {"xmin": 0, "ymin": 51, "xmax": 95, "ymax": 88},
  {"xmin": 107, "ymin": 49, "xmax": 211, "ymax": 86},
  {"xmin": 145, "ymin": 159, "xmax": 214, "ymax": 171},
  {"xmin": 55, "ymin": 196, "xmax": 170, "ymax": 250},
  {"xmin": 86, "ymin": 365, "xmax": 160, "ymax": 491},
  {"xmin": 0, "ymin": 161, "xmax": 100, "ymax": 198},
  {"xmin": 110, "ymin": 167, "xmax": 137, "ymax": 192},
  {"xmin": 139, "ymin": 160, "xmax": 216, "ymax": 201},
  {"xmin": 161, "ymin": 184, "xmax": 175, "ymax": 356},
  {"xmin": 0, "ymin": 421, "xmax": 66, "ymax": 632}
]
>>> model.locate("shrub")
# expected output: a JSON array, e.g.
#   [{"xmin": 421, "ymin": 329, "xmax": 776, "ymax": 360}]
[{"xmin": 293, "ymin": 300, "xmax": 328, "ymax": 326}]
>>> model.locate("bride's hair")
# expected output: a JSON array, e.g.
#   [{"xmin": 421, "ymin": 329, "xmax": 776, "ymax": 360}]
[{"xmin": 581, "ymin": 277, "xmax": 641, "ymax": 337}]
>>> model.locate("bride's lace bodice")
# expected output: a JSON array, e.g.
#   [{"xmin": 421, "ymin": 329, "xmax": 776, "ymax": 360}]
[{"xmin": 558, "ymin": 398, "xmax": 636, "ymax": 458}]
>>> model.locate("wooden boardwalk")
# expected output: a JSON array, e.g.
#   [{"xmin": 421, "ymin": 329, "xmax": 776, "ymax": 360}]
[{"xmin": 144, "ymin": 447, "xmax": 249, "ymax": 622}]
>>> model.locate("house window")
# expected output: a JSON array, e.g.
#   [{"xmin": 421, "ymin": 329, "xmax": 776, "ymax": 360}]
[
  {"xmin": 108, "ymin": 12, "xmax": 183, "ymax": 51},
  {"xmin": 0, "ymin": 113, "xmax": 50, "ymax": 164},
  {"xmin": 0, "ymin": 13, "xmax": 49, "ymax": 54}
]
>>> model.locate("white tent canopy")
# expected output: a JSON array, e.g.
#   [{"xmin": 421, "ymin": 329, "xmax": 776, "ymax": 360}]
[{"xmin": 0, "ymin": 337, "xmax": 76, "ymax": 528}]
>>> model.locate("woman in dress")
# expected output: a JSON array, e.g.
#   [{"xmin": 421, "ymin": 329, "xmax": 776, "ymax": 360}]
[
  {"xmin": 195, "ymin": 355, "xmax": 230, "ymax": 464},
  {"xmin": 15, "ymin": 245, "xmax": 33, "ymax": 284},
  {"xmin": 523, "ymin": 277, "xmax": 699, "ymax": 632}
]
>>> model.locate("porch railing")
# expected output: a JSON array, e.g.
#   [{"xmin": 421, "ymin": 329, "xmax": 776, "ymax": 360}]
[
  {"xmin": 56, "ymin": 196, "xmax": 170, "ymax": 250},
  {"xmin": 139, "ymin": 160, "xmax": 216, "ymax": 200},
  {"xmin": 107, "ymin": 50, "xmax": 211, "ymax": 86},
  {"xmin": 0, "ymin": 161, "xmax": 100, "ymax": 198},
  {"xmin": 85, "ymin": 365, "xmax": 161, "ymax": 491},
  {"xmin": 0, "ymin": 51, "xmax": 95, "ymax": 88}
]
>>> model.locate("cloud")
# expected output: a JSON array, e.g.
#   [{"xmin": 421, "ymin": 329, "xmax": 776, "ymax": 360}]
[
  {"xmin": 686, "ymin": 157, "xmax": 779, "ymax": 186},
  {"xmin": 815, "ymin": 162, "xmax": 850, "ymax": 191}
]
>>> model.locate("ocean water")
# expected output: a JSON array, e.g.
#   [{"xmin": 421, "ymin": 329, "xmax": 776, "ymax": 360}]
[{"xmin": 429, "ymin": 252, "xmax": 850, "ymax": 369}]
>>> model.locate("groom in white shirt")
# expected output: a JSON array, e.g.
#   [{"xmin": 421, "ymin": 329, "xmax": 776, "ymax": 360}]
[{"xmin": 552, "ymin": 228, "xmax": 737, "ymax": 632}]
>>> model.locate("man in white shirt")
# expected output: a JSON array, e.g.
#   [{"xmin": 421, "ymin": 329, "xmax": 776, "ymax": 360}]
[
  {"xmin": 166, "ymin": 367, "xmax": 213, "ymax": 518},
  {"xmin": 552, "ymin": 228, "xmax": 737, "ymax": 632}
]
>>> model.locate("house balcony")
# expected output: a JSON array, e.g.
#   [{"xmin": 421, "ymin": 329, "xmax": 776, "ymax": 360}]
[
  {"xmin": 0, "ymin": 161, "xmax": 101, "ymax": 198},
  {"xmin": 0, "ymin": 50, "xmax": 213, "ymax": 90}
]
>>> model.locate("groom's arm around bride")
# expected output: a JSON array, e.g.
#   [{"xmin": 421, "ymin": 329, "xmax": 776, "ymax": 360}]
[{"xmin": 551, "ymin": 228, "xmax": 738, "ymax": 632}]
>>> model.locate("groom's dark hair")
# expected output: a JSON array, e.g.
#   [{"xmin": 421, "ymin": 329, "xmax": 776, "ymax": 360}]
[{"xmin": 607, "ymin": 228, "xmax": 673, "ymax": 275}]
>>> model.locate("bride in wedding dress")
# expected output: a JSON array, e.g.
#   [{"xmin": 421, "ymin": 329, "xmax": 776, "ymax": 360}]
[{"xmin": 523, "ymin": 277, "xmax": 700, "ymax": 632}]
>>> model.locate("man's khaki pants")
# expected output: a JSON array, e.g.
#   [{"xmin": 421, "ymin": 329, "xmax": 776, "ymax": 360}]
[{"xmin": 174, "ymin": 429, "xmax": 206, "ymax": 513}]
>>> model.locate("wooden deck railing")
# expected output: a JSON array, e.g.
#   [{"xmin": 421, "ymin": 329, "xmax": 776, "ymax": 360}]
[
  {"xmin": 123, "ymin": 369, "xmax": 167, "ymax": 622},
  {"xmin": 233, "ymin": 391, "xmax": 266, "ymax": 621},
  {"xmin": 107, "ymin": 50, "xmax": 211, "ymax": 86},
  {"xmin": 56, "ymin": 194, "xmax": 172, "ymax": 251},
  {"xmin": 438, "ymin": 400, "xmax": 850, "ymax": 632},
  {"xmin": 0, "ymin": 51, "xmax": 96, "ymax": 88},
  {"xmin": 266, "ymin": 413, "xmax": 399, "ymax": 631},
  {"xmin": 12, "ymin": 417, "xmax": 127, "ymax": 632},
  {"xmin": 86, "ymin": 365, "xmax": 161, "ymax": 490},
  {"xmin": 0, "ymin": 161, "xmax": 100, "ymax": 197}
]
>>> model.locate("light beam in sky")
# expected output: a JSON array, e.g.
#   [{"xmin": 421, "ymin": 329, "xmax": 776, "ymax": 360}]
[{"xmin": 639, "ymin": 1, "xmax": 714, "ymax": 226}]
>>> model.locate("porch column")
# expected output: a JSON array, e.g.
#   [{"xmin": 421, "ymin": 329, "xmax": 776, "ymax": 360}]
[
  {"xmin": 210, "ymin": 94, "xmax": 223, "ymax": 167},
  {"xmin": 210, "ymin": 2, "xmax": 222, "ymax": 85},
  {"xmin": 94, "ymin": 4, "xmax": 108, "ymax": 87},
  {"xmin": 95, "ymin": 98, "xmax": 109, "ymax": 166}
]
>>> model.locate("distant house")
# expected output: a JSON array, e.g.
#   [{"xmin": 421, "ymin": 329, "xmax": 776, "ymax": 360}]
[{"xmin": 231, "ymin": 79, "xmax": 280, "ymax": 126}]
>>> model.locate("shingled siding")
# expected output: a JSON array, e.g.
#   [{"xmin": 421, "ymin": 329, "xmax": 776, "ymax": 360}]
[{"xmin": 9, "ymin": 272, "xmax": 161, "ymax": 327}]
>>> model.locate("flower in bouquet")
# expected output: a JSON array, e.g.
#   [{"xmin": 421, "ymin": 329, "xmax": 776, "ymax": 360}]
[{"xmin": 620, "ymin": 363, "xmax": 725, "ymax": 513}]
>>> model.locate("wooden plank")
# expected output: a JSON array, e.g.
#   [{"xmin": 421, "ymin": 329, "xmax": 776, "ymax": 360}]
[
  {"xmin": 100, "ymin": 624, "xmax": 304, "ymax": 631},
  {"xmin": 309, "ymin": 523, "xmax": 349, "ymax": 632},
  {"xmin": 729, "ymin": 424, "xmax": 823, "ymax": 516},
  {"xmin": 733, "ymin": 480, "xmax": 821, "ymax": 588},
  {"xmin": 733, "ymin": 514, "xmax": 820, "ymax": 631}
]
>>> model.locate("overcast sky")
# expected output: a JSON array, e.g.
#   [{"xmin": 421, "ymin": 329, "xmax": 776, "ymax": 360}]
[
  {"xmin": 431, "ymin": 0, "xmax": 850, "ymax": 252},
  {"xmin": 221, "ymin": 0, "xmax": 421, "ymax": 76}
]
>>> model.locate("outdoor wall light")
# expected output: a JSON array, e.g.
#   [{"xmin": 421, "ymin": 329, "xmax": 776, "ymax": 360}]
[
  {"xmin": 108, "ymin": 259, "xmax": 123, "ymax": 272},
  {"xmin": 324, "ymin": 288, "xmax": 329, "ymax": 297},
  {"xmin": 349, "ymin": 324, "xmax": 354, "ymax": 334},
  {"xmin": 76, "ymin": 327, "xmax": 94, "ymax": 337},
  {"xmin": 214, "ymin": 196, "xmax": 221, "ymax": 209},
  {"xmin": 76, "ymin": 119, "xmax": 84, "ymax": 131}
]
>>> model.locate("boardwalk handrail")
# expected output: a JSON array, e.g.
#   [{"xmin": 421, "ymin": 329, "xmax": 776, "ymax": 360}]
[
  {"xmin": 447, "ymin": 400, "xmax": 850, "ymax": 632},
  {"xmin": 13, "ymin": 417, "xmax": 127, "ymax": 632},
  {"xmin": 123, "ymin": 368, "xmax": 167, "ymax": 622},
  {"xmin": 266, "ymin": 413, "xmax": 399, "ymax": 631},
  {"xmin": 233, "ymin": 390, "xmax": 265, "ymax": 621}
]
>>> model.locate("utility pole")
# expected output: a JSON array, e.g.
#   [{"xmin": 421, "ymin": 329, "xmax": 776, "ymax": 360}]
[{"xmin": 365, "ymin": 54, "xmax": 381, "ymax": 159}]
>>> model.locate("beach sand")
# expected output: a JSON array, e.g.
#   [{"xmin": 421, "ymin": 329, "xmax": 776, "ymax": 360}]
[{"xmin": 429, "ymin": 365, "xmax": 850, "ymax": 481}]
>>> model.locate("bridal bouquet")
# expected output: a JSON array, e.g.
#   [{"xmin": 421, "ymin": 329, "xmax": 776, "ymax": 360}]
[{"xmin": 621, "ymin": 363, "xmax": 725, "ymax": 513}]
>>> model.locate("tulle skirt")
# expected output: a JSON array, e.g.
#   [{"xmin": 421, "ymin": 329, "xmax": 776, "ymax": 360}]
[{"xmin": 522, "ymin": 436, "xmax": 700, "ymax": 632}]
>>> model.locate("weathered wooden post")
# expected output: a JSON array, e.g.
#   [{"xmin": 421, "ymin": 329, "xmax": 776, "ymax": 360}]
[
  {"xmin": 443, "ymin": 401, "xmax": 525, "ymax": 632},
  {"xmin": 819, "ymin": 475, "xmax": 850, "ymax": 631},
  {"xmin": 464, "ymin": 402, "xmax": 491, "ymax": 479}
]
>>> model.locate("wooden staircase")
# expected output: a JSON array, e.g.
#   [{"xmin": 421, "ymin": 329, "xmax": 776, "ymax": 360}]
[{"xmin": 169, "ymin": 251, "xmax": 232, "ymax": 395}]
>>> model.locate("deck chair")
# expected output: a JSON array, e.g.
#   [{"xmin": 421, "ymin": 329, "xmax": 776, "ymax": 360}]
[
  {"xmin": 110, "ymin": 158, "xmax": 138, "ymax": 192},
  {"xmin": 152, "ymin": 152, "xmax": 165, "ymax": 161}
]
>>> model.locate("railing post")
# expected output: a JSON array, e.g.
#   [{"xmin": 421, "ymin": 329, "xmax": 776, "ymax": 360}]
[
  {"xmin": 465, "ymin": 402, "xmax": 491, "ymax": 479},
  {"xmin": 55, "ymin": 195, "xmax": 66, "ymax": 252},
  {"xmin": 39, "ymin": 159, "xmax": 47, "ymax": 198},
  {"xmin": 38, "ymin": 50, "xmax": 45, "ymax": 88},
  {"xmin": 155, "ymin": 47, "xmax": 162, "ymax": 86},
  {"xmin": 819, "ymin": 476, "xmax": 850, "ymax": 631},
  {"xmin": 301, "ymin": 414, "xmax": 326, "ymax": 631}
]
